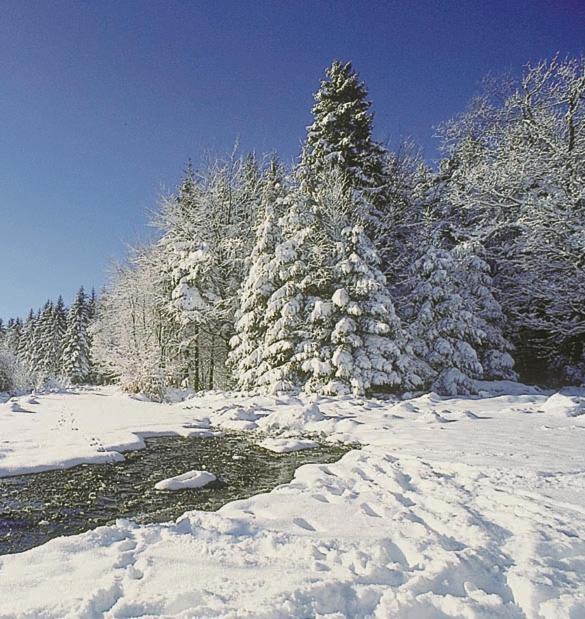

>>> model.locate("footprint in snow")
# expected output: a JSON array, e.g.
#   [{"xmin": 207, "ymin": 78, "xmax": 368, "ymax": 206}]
[
  {"xmin": 293, "ymin": 517, "xmax": 316, "ymax": 532},
  {"xmin": 360, "ymin": 502, "xmax": 381, "ymax": 518}
]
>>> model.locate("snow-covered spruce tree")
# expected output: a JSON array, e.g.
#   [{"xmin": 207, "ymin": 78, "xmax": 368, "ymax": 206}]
[
  {"xmin": 253, "ymin": 186, "xmax": 314, "ymax": 393},
  {"xmin": 51, "ymin": 296, "xmax": 68, "ymax": 375},
  {"xmin": 300, "ymin": 61, "xmax": 392, "ymax": 253},
  {"xmin": 297, "ymin": 169, "xmax": 422, "ymax": 396},
  {"xmin": 18, "ymin": 310, "xmax": 37, "ymax": 375},
  {"xmin": 33, "ymin": 301, "xmax": 55, "ymax": 378},
  {"xmin": 228, "ymin": 160, "xmax": 287, "ymax": 390},
  {"xmin": 32, "ymin": 298, "xmax": 67, "ymax": 379},
  {"xmin": 328, "ymin": 223, "xmax": 423, "ymax": 396},
  {"xmin": 404, "ymin": 243, "xmax": 485, "ymax": 396},
  {"xmin": 4, "ymin": 318, "xmax": 22, "ymax": 357},
  {"xmin": 62, "ymin": 287, "xmax": 91, "ymax": 384},
  {"xmin": 250, "ymin": 167, "xmax": 420, "ymax": 397},
  {"xmin": 292, "ymin": 183, "xmax": 339, "ymax": 395},
  {"xmin": 452, "ymin": 242, "xmax": 517, "ymax": 381}
]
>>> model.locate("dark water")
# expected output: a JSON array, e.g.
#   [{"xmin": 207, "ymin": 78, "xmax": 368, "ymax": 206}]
[{"xmin": 0, "ymin": 433, "xmax": 351, "ymax": 555}]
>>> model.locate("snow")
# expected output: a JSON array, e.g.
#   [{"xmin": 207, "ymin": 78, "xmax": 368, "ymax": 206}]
[
  {"xmin": 259, "ymin": 437, "xmax": 319, "ymax": 453},
  {"xmin": 1, "ymin": 385, "xmax": 585, "ymax": 618},
  {"xmin": 155, "ymin": 470, "xmax": 216, "ymax": 491}
]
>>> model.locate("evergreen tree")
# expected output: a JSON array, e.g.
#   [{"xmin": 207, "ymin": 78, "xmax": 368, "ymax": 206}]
[
  {"xmin": 50, "ymin": 296, "xmax": 68, "ymax": 375},
  {"xmin": 62, "ymin": 287, "xmax": 91, "ymax": 384},
  {"xmin": 298, "ymin": 173, "xmax": 421, "ymax": 396},
  {"xmin": 18, "ymin": 310, "xmax": 37, "ymax": 373},
  {"xmin": 254, "ymin": 188, "xmax": 314, "ymax": 393},
  {"xmin": 34, "ymin": 301, "xmax": 55, "ymax": 376},
  {"xmin": 328, "ymin": 224, "xmax": 422, "ymax": 395},
  {"xmin": 448, "ymin": 243, "xmax": 516, "ymax": 381},
  {"xmin": 404, "ymin": 244, "xmax": 485, "ymax": 395},
  {"xmin": 247, "ymin": 168, "xmax": 421, "ymax": 396},
  {"xmin": 300, "ymin": 60, "xmax": 391, "ymax": 249},
  {"xmin": 5, "ymin": 318, "xmax": 22, "ymax": 354},
  {"xmin": 228, "ymin": 161, "xmax": 287, "ymax": 390}
]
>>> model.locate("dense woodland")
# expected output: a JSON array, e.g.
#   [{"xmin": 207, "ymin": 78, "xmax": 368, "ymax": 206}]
[{"xmin": 1, "ymin": 55, "xmax": 583, "ymax": 397}]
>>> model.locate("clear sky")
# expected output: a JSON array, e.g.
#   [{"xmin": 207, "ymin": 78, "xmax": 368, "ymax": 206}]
[{"xmin": 0, "ymin": 0, "xmax": 583, "ymax": 319}]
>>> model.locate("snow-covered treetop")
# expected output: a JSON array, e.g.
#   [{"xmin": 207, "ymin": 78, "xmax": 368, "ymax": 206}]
[{"xmin": 301, "ymin": 60, "xmax": 387, "ymax": 194}]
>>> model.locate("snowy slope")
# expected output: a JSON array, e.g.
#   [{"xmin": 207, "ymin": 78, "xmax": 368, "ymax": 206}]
[{"xmin": 0, "ymin": 385, "xmax": 584, "ymax": 618}]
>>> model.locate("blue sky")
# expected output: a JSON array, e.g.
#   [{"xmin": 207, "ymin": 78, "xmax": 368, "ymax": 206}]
[{"xmin": 0, "ymin": 0, "xmax": 583, "ymax": 319}]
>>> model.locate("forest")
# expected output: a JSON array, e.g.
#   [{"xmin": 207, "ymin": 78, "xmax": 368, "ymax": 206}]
[{"xmin": 1, "ymin": 55, "xmax": 584, "ymax": 398}]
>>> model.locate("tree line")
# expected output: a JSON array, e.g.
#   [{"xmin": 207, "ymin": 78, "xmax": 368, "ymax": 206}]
[
  {"xmin": 0, "ymin": 288, "xmax": 95, "ymax": 391},
  {"xmin": 2, "ymin": 55, "xmax": 583, "ymax": 397}
]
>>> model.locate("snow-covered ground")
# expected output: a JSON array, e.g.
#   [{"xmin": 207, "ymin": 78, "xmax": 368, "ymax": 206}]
[{"xmin": 1, "ymin": 384, "xmax": 585, "ymax": 618}]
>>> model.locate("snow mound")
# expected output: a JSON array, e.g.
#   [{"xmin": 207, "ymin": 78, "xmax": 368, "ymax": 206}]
[
  {"xmin": 8, "ymin": 400, "xmax": 33, "ymax": 413},
  {"xmin": 211, "ymin": 405, "xmax": 263, "ymax": 430},
  {"xmin": 473, "ymin": 379, "xmax": 545, "ymax": 397},
  {"xmin": 257, "ymin": 403, "xmax": 325, "ymax": 434},
  {"xmin": 155, "ymin": 470, "xmax": 216, "ymax": 491},
  {"xmin": 540, "ymin": 389, "xmax": 585, "ymax": 417},
  {"xmin": 416, "ymin": 410, "xmax": 453, "ymax": 424},
  {"xmin": 259, "ymin": 438, "xmax": 319, "ymax": 453}
]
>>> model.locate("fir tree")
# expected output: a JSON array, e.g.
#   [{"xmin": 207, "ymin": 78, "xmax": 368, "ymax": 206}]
[
  {"xmin": 453, "ymin": 242, "xmax": 516, "ymax": 381},
  {"xmin": 329, "ymin": 224, "xmax": 422, "ymax": 395},
  {"xmin": 62, "ymin": 287, "xmax": 91, "ymax": 384},
  {"xmin": 34, "ymin": 301, "xmax": 55, "ymax": 376},
  {"xmin": 18, "ymin": 310, "xmax": 37, "ymax": 373},
  {"xmin": 299, "ymin": 171, "xmax": 421, "ymax": 396},
  {"xmin": 300, "ymin": 60, "xmax": 390, "ymax": 241},
  {"xmin": 51, "ymin": 296, "xmax": 68, "ymax": 375},
  {"xmin": 254, "ymin": 188, "xmax": 314, "ymax": 393},
  {"xmin": 228, "ymin": 161, "xmax": 287, "ymax": 390},
  {"xmin": 404, "ymin": 244, "xmax": 485, "ymax": 395}
]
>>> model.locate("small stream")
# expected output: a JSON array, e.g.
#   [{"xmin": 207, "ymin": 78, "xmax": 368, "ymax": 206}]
[{"xmin": 0, "ymin": 433, "xmax": 351, "ymax": 555}]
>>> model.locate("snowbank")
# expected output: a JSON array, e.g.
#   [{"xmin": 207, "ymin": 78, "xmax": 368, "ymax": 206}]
[{"xmin": 1, "ymin": 384, "xmax": 584, "ymax": 618}]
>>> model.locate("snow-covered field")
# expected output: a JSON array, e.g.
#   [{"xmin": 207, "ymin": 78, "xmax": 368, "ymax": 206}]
[{"xmin": 1, "ymin": 384, "xmax": 584, "ymax": 618}]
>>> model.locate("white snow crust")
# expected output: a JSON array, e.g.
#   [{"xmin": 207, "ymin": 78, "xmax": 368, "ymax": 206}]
[
  {"xmin": 259, "ymin": 437, "xmax": 319, "ymax": 453},
  {"xmin": 1, "ymin": 384, "xmax": 584, "ymax": 618},
  {"xmin": 155, "ymin": 470, "xmax": 216, "ymax": 491}
]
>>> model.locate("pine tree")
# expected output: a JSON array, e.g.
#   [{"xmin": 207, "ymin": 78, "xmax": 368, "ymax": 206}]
[
  {"xmin": 228, "ymin": 161, "xmax": 287, "ymax": 390},
  {"xmin": 34, "ymin": 301, "xmax": 55, "ymax": 377},
  {"xmin": 452, "ymin": 242, "xmax": 516, "ymax": 381},
  {"xmin": 300, "ymin": 60, "xmax": 390, "ymax": 245},
  {"xmin": 328, "ymin": 224, "xmax": 422, "ymax": 395},
  {"xmin": 298, "ymin": 172, "xmax": 421, "ymax": 396},
  {"xmin": 404, "ymin": 244, "xmax": 485, "ymax": 395},
  {"xmin": 18, "ymin": 310, "xmax": 37, "ymax": 374},
  {"xmin": 254, "ymin": 188, "xmax": 314, "ymax": 393},
  {"xmin": 62, "ymin": 287, "xmax": 91, "ymax": 384},
  {"xmin": 51, "ymin": 296, "xmax": 68, "ymax": 375}
]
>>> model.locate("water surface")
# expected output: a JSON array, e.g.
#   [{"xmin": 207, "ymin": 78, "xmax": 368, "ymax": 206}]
[{"xmin": 0, "ymin": 433, "xmax": 350, "ymax": 555}]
